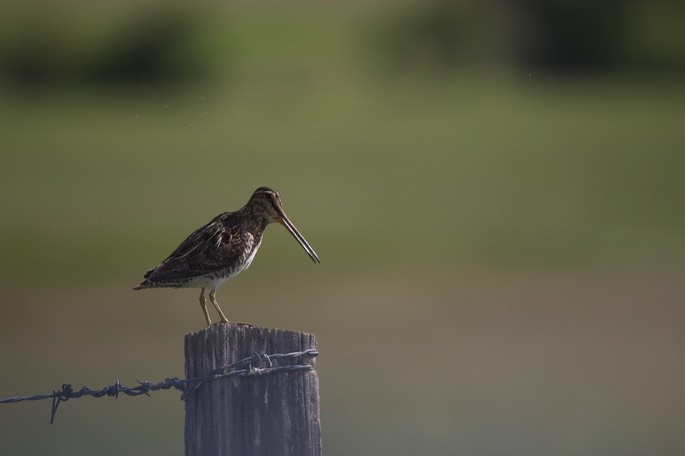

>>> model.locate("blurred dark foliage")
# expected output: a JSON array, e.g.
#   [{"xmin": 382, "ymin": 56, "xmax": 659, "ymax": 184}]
[
  {"xmin": 0, "ymin": 9, "xmax": 206, "ymax": 88},
  {"xmin": 373, "ymin": 0, "xmax": 685, "ymax": 75},
  {"xmin": 0, "ymin": 1, "xmax": 684, "ymax": 89},
  {"xmin": 87, "ymin": 13, "xmax": 201, "ymax": 85},
  {"xmin": 513, "ymin": 0, "xmax": 625, "ymax": 71}
]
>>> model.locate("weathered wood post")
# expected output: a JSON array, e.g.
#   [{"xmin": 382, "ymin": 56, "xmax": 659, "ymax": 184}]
[{"xmin": 184, "ymin": 323, "xmax": 321, "ymax": 456}]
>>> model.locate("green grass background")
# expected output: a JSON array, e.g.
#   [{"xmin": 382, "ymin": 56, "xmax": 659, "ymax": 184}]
[{"xmin": 1, "ymin": 6, "xmax": 685, "ymax": 456}]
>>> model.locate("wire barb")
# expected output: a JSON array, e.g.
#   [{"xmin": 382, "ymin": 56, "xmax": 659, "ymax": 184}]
[{"xmin": 0, "ymin": 349, "xmax": 318, "ymax": 423}]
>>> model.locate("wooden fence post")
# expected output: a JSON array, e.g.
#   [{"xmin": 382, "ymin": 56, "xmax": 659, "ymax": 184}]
[{"xmin": 184, "ymin": 323, "xmax": 321, "ymax": 456}]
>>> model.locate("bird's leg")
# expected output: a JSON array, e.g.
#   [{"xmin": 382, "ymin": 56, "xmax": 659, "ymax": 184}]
[
  {"xmin": 199, "ymin": 288, "xmax": 212, "ymax": 326},
  {"xmin": 209, "ymin": 289, "xmax": 229, "ymax": 324}
]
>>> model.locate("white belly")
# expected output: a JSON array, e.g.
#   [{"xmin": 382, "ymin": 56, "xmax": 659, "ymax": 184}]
[
  {"xmin": 192, "ymin": 238, "xmax": 262, "ymax": 290},
  {"xmin": 234, "ymin": 240, "xmax": 260, "ymax": 276}
]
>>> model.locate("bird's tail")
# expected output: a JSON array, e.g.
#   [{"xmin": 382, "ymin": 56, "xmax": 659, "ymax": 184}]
[{"xmin": 133, "ymin": 282, "xmax": 149, "ymax": 291}]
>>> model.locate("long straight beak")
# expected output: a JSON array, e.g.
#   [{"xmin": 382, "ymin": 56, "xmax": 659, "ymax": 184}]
[{"xmin": 277, "ymin": 213, "xmax": 320, "ymax": 263}]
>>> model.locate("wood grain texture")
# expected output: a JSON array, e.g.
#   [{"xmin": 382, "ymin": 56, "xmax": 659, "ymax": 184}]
[{"xmin": 184, "ymin": 323, "xmax": 321, "ymax": 456}]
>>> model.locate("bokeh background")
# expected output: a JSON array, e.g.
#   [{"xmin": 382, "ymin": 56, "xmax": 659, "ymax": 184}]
[{"xmin": 1, "ymin": 1, "xmax": 684, "ymax": 455}]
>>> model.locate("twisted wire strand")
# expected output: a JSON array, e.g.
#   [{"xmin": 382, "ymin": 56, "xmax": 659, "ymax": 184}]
[{"xmin": 0, "ymin": 348, "xmax": 318, "ymax": 424}]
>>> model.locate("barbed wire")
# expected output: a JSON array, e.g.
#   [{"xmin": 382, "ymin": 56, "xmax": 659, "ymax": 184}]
[{"xmin": 0, "ymin": 348, "xmax": 318, "ymax": 424}]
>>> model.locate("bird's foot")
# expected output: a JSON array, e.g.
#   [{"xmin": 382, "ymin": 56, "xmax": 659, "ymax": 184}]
[{"xmin": 211, "ymin": 319, "xmax": 253, "ymax": 327}]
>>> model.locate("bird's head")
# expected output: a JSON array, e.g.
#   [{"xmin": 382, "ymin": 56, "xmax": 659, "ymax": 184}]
[
  {"xmin": 249, "ymin": 186, "xmax": 284, "ymax": 222},
  {"xmin": 248, "ymin": 187, "xmax": 320, "ymax": 263}
]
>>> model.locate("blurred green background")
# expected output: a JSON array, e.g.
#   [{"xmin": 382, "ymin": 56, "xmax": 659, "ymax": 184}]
[{"xmin": 1, "ymin": 1, "xmax": 684, "ymax": 455}]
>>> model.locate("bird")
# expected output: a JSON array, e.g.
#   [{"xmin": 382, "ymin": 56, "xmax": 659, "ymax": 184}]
[{"xmin": 134, "ymin": 186, "xmax": 320, "ymax": 326}]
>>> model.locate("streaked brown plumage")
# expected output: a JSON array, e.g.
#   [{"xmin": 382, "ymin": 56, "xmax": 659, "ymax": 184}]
[{"xmin": 134, "ymin": 187, "xmax": 320, "ymax": 326}]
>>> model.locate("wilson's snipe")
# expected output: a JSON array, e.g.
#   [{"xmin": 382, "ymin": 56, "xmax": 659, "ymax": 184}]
[{"xmin": 134, "ymin": 187, "xmax": 320, "ymax": 326}]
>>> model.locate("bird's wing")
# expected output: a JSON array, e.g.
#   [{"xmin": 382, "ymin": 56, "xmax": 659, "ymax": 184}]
[
  {"xmin": 164, "ymin": 216, "xmax": 226, "ymax": 260},
  {"xmin": 143, "ymin": 213, "xmax": 242, "ymax": 282}
]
